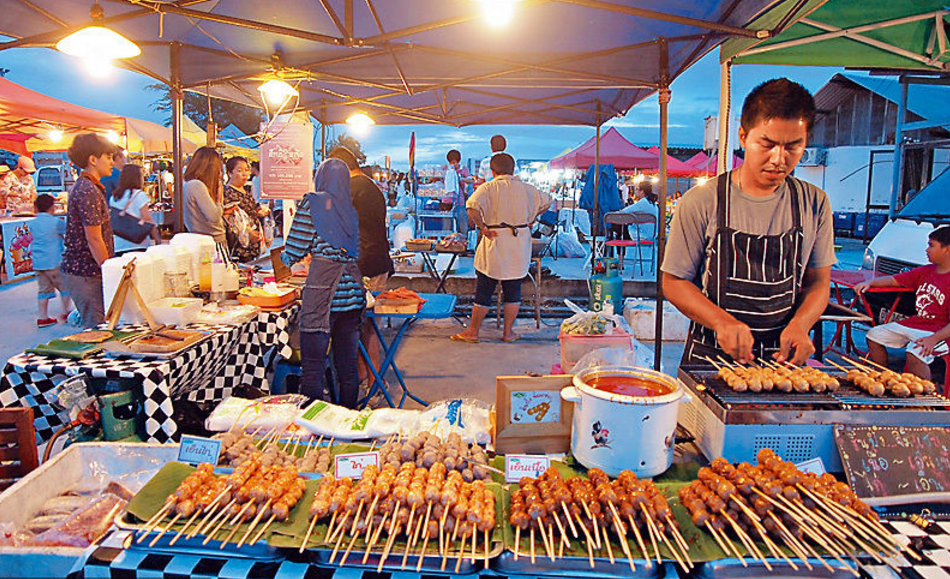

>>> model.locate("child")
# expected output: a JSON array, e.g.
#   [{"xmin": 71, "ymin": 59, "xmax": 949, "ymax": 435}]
[
  {"xmin": 855, "ymin": 226, "xmax": 950, "ymax": 380},
  {"xmin": 30, "ymin": 194, "xmax": 72, "ymax": 327}
]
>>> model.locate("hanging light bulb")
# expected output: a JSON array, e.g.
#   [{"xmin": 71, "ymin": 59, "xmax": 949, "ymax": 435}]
[
  {"xmin": 105, "ymin": 130, "xmax": 120, "ymax": 144},
  {"xmin": 258, "ymin": 79, "xmax": 298, "ymax": 107},
  {"xmin": 346, "ymin": 112, "xmax": 375, "ymax": 136},
  {"xmin": 56, "ymin": 3, "xmax": 141, "ymax": 60},
  {"xmin": 48, "ymin": 128, "xmax": 64, "ymax": 143},
  {"xmin": 481, "ymin": 0, "xmax": 515, "ymax": 28}
]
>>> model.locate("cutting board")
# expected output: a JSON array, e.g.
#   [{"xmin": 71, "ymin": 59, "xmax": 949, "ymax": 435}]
[
  {"xmin": 27, "ymin": 329, "xmax": 144, "ymax": 360},
  {"xmin": 128, "ymin": 330, "xmax": 207, "ymax": 354}
]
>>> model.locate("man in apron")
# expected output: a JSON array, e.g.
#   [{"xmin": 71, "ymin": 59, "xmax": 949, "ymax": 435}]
[{"xmin": 663, "ymin": 79, "xmax": 836, "ymax": 366}]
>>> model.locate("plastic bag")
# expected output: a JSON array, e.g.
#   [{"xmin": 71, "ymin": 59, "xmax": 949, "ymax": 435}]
[
  {"xmin": 29, "ymin": 493, "xmax": 126, "ymax": 547},
  {"xmin": 552, "ymin": 220, "xmax": 587, "ymax": 258},
  {"xmin": 414, "ymin": 399, "xmax": 493, "ymax": 445},
  {"xmin": 205, "ymin": 395, "xmax": 309, "ymax": 432},
  {"xmin": 225, "ymin": 206, "xmax": 254, "ymax": 248},
  {"xmin": 571, "ymin": 342, "xmax": 656, "ymax": 375}
]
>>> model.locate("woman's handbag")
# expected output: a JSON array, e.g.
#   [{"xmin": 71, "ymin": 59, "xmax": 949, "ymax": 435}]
[{"xmin": 110, "ymin": 193, "xmax": 153, "ymax": 244}]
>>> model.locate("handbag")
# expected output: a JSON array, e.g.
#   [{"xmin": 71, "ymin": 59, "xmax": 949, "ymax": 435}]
[{"xmin": 110, "ymin": 193, "xmax": 153, "ymax": 244}]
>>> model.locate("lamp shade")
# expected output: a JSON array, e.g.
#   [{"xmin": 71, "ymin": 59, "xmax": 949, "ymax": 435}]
[{"xmin": 56, "ymin": 26, "xmax": 141, "ymax": 59}]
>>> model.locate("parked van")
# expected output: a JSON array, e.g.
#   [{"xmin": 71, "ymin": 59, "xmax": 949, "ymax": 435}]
[
  {"xmin": 34, "ymin": 164, "xmax": 76, "ymax": 197},
  {"xmin": 861, "ymin": 166, "xmax": 950, "ymax": 322}
]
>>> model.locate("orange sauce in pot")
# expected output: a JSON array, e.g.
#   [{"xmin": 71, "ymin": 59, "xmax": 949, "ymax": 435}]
[{"xmin": 587, "ymin": 375, "xmax": 673, "ymax": 397}]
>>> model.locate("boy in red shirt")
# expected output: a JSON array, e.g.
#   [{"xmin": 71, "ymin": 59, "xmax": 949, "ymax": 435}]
[{"xmin": 856, "ymin": 226, "xmax": 950, "ymax": 380}]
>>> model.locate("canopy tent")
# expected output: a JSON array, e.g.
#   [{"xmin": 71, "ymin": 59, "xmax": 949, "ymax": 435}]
[
  {"xmin": 722, "ymin": 1, "xmax": 950, "ymax": 72},
  {"xmin": 550, "ymin": 127, "xmax": 657, "ymax": 170},
  {"xmin": 897, "ymin": 166, "xmax": 950, "ymax": 221},
  {"xmin": 686, "ymin": 151, "xmax": 743, "ymax": 175},
  {"xmin": 4, "ymin": 1, "xmax": 815, "ymax": 127},
  {"xmin": 0, "ymin": 76, "xmax": 126, "ymax": 152},
  {"xmin": 217, "ymin": 124, "xmax": 259, "ymax": 150},
  {"xmin": 125, "ymin": 118, "xmax": 201, "ymax": 155},
  {"xmin": 641, "ymin": 145, "xmax": 703, "ymax": 177}
]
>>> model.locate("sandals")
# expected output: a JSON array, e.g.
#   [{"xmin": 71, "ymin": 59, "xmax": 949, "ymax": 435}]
[{"xmin": 450, "ymin": 333, "xmax": 479, "ymax": 343}]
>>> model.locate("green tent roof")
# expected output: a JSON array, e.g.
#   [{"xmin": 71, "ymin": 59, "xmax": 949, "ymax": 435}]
[{"xmin": 722, "ymin": 0, "xmax": 950, "ymax": 71}]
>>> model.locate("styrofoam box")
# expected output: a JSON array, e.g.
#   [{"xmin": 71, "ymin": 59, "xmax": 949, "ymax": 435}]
[
  {"xmin": 623, "ymin": 298, "xmax": 690, "ymax": 341},
  {"xmin": 0, "ymin": 443, "xmax": 178, "ymax": 577},
  {"xmin": 148, "ymin": 297, "xmax": 204, "ymax": 327}
]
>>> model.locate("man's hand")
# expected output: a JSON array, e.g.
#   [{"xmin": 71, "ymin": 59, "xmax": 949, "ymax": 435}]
[
  {"xmin": 776, "ymin": 322, "xmax": 815, "ymax": 364},
  {"xmin": 913, "ymin": 335, "xmax": 942, "ymax": 358},
  {"xmin": 480, "ymin": 226, "xmax": 496, "ymax": 239},
  {"xmin": 853, "ymin": 281, "xmax": 871, "ymax": 294},
  {"xmin": 714, "ymin": 319, "xmax": 754, "ymax": 363}
]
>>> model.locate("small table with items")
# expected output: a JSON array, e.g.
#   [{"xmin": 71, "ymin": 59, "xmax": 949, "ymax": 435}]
[
  {"xmin": 0, "ymin": 307, "xmax": 298, "ymax": 443},
  {"xmin": 358, "ymin": 292, "xmax": 457, "ymax": 408}
]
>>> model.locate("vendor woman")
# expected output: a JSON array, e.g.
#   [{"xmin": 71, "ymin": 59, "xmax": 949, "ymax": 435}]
[
  {"xmin": 662, "ymin": 78, "xmax": 836, "ymax": 365},
  {"xmin": 281, "ymin": 158, "xmax": 364, "ymax": 407}
]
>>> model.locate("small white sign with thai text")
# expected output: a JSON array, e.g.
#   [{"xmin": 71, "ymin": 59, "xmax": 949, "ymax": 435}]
[{"xmin": 505, "ymin": 455, "xmax": 551, "ymax": 482}]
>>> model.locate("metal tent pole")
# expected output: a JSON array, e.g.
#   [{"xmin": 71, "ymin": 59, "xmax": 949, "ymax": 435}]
[
  {"xmin": 717, "ymin": 59, "xmax": 732, "ymax": 174},
  {"xmin": 170, "ymin": 42, "xmax": 185, "ymax": 233},
  {"xmin": 889, "ymin": 76, "xmax": 908, "ymax": 218},
  {"xmin": 590, "ymin": 114, "xmax": 601, "ymax": 269},
  {"xmin": 654, "ymin": 38, "xmax": 670, "ymax": 371}
]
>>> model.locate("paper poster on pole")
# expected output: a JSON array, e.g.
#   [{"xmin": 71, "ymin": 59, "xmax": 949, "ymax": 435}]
[{"xmin": 260, "ymin": 115, "xmax": 314, "ymax": 200}]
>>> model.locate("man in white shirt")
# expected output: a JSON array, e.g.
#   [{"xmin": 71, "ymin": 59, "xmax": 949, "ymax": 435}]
[
  {"xmin": 451, "ymin": 154, "xmax": 552, "ymax": 343},
  {"xmin": 477, "ymin": 135, "xmax": 511, "ymax": 183}
]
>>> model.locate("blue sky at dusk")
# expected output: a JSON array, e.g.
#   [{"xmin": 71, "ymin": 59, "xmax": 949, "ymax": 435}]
[{"xmin": 0, "ymin": 46, "xmax": 840, "ymax": 168}]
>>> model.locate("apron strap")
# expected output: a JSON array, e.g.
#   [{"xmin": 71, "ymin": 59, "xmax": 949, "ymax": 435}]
[{"xmin": 715, "ymin": 172, "xmax": 731, "ymax": 305}]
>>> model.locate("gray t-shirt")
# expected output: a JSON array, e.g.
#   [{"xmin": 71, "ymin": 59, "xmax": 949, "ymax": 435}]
[{"xmin": 662, "ymin": 171, "xmax": 836, "ymax": 284}]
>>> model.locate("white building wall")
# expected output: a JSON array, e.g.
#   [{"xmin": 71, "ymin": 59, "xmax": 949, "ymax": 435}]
[{"xmin": 795, "ymin": 146, "xmax": 893, "ymax": 213}]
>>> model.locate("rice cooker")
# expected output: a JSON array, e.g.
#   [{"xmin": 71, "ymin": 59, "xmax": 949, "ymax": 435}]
[{"xmin": 560, "ymin": 366, "xmax": 688, "ymax": 478}]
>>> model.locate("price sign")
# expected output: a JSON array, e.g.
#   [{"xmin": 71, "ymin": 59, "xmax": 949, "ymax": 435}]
[
  {"xmin": 505, "ymin": 455, "xmax": 551, "ymax": 483},
  {"xmin": 178, "ymin": 435, "xmax": 222, "ymax": 466},
  {"xmin": 334, "ymin": 451, "xmax": 380, "ymax": 479},
  {"xmin": 795, "ymin": 457, "xmax": 826, "ymax": 476}
]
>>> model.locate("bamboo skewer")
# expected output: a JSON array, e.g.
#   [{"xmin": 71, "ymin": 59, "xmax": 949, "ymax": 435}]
[
  {"xmin": 639, "ymin": 503, "xmax": 663, "ymax": 564},
  {"xmin": 626, "ymin": 514, "xmax": 650, "ymax": 562},
  {"xmin": 607, "ymin": 504, "xmax": 635, "ymax": 571},
  {"xmin": 561, "ymin": 502, "xmax": 579, "ymax": 538},
  {"xmin": 514, "ymin": 527, "xmax": 521, "ymax": 561},
  {"xmin": 601, "ymin": 525, "xmax": 615, "ymax": 564},
  {"xmin": 454, "ymin": 534, "xmax": 466, "ymax": 574},
  {"xmin": 530, "ymin": 528, "xmax": 536, "ymax": 564},
  {"xmin": 720, "ymin": 511, "xmax": 772, "ymax": 571},
  {"xmin": 169, "ymin": 509, "xmax": 203, "ymax": 546},
  {"xmin": 300, "ymin": 512, "xmax": 320, "ymax": 553},
  {"xmin": 237, "ymin": 499, "xmax": 271, "ymax": 548},
  {"xmin": 249, "ymin": 514, "xmax": 276, "ymax": 545},
  {"xmin": 328, "ymin": 521, "xmax": 348, "ymax": 564},
  {"xmin": 136, "ymin": 503, "xmax": 173, "ymax": 539},
  {"xmin": 417, "ymin": 519, "xmax": 434, "ymax": 572},
  {"xmin": 148, "ymin": 512, "xmax": 182, "ymax": 548}
]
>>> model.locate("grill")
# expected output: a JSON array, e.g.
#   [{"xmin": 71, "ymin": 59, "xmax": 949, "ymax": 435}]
[
  {"xmin": 876, "ymin": 256, "xmax": 918, "ymax": 276},
  {"xmin": 676, "ymin": 365, "xmax": 950, "ymax": 470}
]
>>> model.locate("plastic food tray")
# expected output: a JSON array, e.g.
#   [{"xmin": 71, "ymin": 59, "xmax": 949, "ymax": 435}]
[
  {"xmin": 307, "ymin": 539, "xmax": 504, "ymax": 574},
  {"xmin": 0, "ymin": 443, "xmax": 179, "ymax": 578},
  {"xmin": 113, "ymin": 512, "xmax": 280, "ymax": 560},
  {"xmin": 493, "ymin": 549, "xmax": 662, "ymax": 578}
]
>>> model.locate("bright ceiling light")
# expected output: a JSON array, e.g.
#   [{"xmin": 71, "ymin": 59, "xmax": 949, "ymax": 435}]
[
  {"xmin": 482, "ymin": 0, "xmax": 515, "ymax": 28},
  {"xmin": 105, "ymin": 130, "xmax": 120, "ymax": 144},
  {"xmin": 346, "ymin": 113, "xmax": 375, "ymax": 135},
  {"xmin": 48, "ymin": 129, "xmax": 64, "ymax": 143},
  {"xmin": 258, "ymin": 79, "xmax": 298, "ymax": 107},
  {"xmin": 55, "ymin": 3, "xmax": 140, "ymax": 60}
]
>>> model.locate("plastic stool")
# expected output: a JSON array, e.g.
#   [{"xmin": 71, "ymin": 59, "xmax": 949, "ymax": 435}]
[{"xmin": 271, "ymin": 359, "xmax": 302, "ymax": 395}]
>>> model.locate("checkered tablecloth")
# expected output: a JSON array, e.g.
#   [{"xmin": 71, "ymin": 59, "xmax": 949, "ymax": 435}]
[{"xmin": 0, "ymin": 307, "xmax": 297, "ymax": 444}]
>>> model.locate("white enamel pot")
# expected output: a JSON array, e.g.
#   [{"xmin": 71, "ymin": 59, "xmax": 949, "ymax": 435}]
[{"xmin": 561, "ymin": 366, "xmax": 689, "ymax": 478}]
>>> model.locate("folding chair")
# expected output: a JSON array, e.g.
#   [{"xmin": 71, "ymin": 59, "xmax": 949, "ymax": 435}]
[
  {"xmin": 604, "ymin": 212, "xmax": 638, "ymax": 271},
  {"xmin": 628, "ymin": 211, "xmax": 658, "ymax": 276},
  {"xmin": 0, "ymin": 408, "xmax": 38, "ymax": 490},
  {"xmin": 534, "ymin": 210, "xmax": 561, "ymax": 260}
]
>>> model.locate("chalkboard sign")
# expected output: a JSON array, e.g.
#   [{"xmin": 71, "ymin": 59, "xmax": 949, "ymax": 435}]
[{"xmin": 835, "ymin": 425, "xmax": 950, "ymax": 506}]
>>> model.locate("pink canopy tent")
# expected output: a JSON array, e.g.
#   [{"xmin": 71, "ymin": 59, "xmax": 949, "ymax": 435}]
[
  {"xmin": 549, "ymin": 127, "xmax": 657, "ymax": 171},
  {"xmin": 641, "ymin": 145, "xmax": 702, "ymax": 177},
  {"xmin": 686, "ymin": 152, "xmax": 744, "ymax": 175}
]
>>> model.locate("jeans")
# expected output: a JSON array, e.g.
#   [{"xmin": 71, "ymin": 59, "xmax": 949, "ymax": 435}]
[
  {"xmin": 62, "ymin": 272, "xmax": 104, "ymax": 328},
  {"xmin": 300, "ymin": 307, "xmax": 363, "ymax": 408}
]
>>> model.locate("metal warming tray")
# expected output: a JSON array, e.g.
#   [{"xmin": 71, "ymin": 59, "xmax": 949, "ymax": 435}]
[
  {"xmin": 493, "ymin": 549, "xmax": 663, "ymax": 578},
  {"xmin": 677, "ymin": 366, "xmax": 950, "ymax": 471}
]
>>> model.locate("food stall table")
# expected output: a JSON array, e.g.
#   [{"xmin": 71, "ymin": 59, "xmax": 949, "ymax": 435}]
[
  {"xmin": 419, "ymin": 249, "xmax": 465, "ymax": 293},
  {"xmin": 359, "ymin": 292, "xmax": 457, "ymax": 408},
  {"xmin": 0, "ymin": 310, "xmax": 296, "ymax": 444},
  {"xmin": 829, "ymin": 269, "xmax": 914, "ymax": 356}
]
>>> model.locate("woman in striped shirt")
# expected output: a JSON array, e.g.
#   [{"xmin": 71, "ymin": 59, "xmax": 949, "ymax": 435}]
[{"xmin": 282, "ymin": 158, "xmax": 365, "ymax": 407}]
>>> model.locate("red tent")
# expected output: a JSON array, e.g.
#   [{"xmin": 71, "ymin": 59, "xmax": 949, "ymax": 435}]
[
  {"xmin": 550, "ymin": 127, "xmax": 659, "ymax": 171},
  {"xmin": 686, "ymin": 152, "xmax": 744, "ymax": 175}
]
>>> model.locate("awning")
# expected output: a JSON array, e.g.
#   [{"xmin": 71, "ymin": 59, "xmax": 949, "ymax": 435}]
[
  {"xmin": 551, "ymin": 127, "xmax": 661, "ymax": 170},
  {"xmin": 722, "ymin": 0, "xmax": 950, "ymax": 72},
  {"xmin": 2, "ymin": 1, "xmax": 813, "ymax": 126}
]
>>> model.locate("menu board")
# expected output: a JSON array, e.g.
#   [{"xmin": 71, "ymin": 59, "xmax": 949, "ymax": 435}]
[{"xmin": 835, "ymin": 425, "xmax": 950, "ymax": 505}]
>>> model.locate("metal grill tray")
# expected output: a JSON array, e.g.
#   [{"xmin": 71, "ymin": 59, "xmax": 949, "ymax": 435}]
[
  {"xmin": 680, "ymin": 367, "xmax": 950, "ymax": 410},
  {"xmin": 694, "ymin": 558, "xmax": 865, "ymax": 579},
  {"xmin": 113, "ymin": 511, "xmax": 280, "ymax": 560}
]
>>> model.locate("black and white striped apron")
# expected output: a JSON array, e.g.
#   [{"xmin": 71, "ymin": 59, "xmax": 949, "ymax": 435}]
[{"xmin": 682, "ymin": 172, "xmax": 805, "ymax": 365}]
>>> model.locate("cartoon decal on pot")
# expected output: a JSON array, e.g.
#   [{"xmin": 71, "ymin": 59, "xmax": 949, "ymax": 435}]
[{"xmin": 591, "ymin": 421, "xmax": 611, "ymax": 449}]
